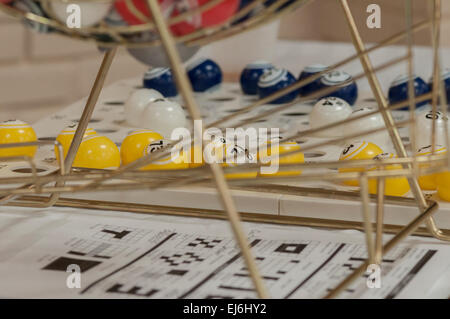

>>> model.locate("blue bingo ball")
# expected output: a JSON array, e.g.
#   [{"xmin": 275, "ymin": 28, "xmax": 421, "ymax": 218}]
[
  {"xmin": 388, "ymin": 74, "xmax": 430, "ymax": 110},
  {"xmin": 187, "ymin": 58, "xmax": 222, "ymax": 92},
  {"xmin": 264, "ymin": 0, "xmax": 295, "ymax": 11},
  {"xmin": 233, "ymin": 0, "xmax": 254, "ymax": 24},
  {"xmin": 240, "ymin": 61, "xmax": 273, "ymax": 95},
  {"xmin": 298, "ymin": 64, "xmax": 328, "ymax": 97},
  {"xmin": 143, "ymin": 67, "xmax": 178, "ymax": 97},
  {"xmin": 320, "ymin": 70, "xmax": 358, "ymax": 105},
  {"xmin": 429, "ymin": 69, "xmax": 450, "ymax": 105},
  {"xmin": 257, "ymin": 68, "xmax": 297, "ymax": 104}
]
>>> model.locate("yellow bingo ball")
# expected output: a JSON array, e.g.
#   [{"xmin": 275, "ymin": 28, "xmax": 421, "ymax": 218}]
[
  {"xmin": 339, "ymin": 141, "xmax": 384, "ymax": 186},
  {"xmin": 0, "ymin": 120, "xmax": 37, "ymax": 158},
  {"xmin": 142, "ymin": 139, "xmax": 189, "ymax": 170},
  {"xmin": 188, "ymin": 144, "xmax": 204, "ymax": 168},
  {"xmin": 258, "ymin": 141, "xmax": 304, "ymax": 177},
  {"xmin": 417, "ymin": 144, "xmax": 447, "ymax": 190},
  {"xmin": 189, "ymin": 136, "xmax": 229, "ymax": 169},
  {"xmin": 436, "ymin": 172, "xmax": 450, "ymax": 201},
  {"xmin": 368, "ymin": 153, "xmax": 410, "ymax": 197},
  {"xmin": 73, "ymin": 135, "xmax": 120, "ymax": 169},
  {"xmin": 120, "ymin": 129, "xmax": 163, "ymax": 166},
  {"xmin": 223, "ymin": 144, "xmax": 257, "ymax": 179},
  {"xmin": 55, "ymin": 125, "xmax": 97, "ymax": 161}
]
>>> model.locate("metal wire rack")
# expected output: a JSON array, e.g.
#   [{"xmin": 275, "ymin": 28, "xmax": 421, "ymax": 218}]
[{"xmin": 1, "ymin": 0, "xmax": 450, "ymax": 299}]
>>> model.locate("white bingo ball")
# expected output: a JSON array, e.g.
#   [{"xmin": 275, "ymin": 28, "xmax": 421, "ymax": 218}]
[
  {"xmin": 415, "ymin": 110, "xmax": 449, "ymax": 149},
  {"xmin": 127, "ymin": 32, "xmax": 200, "ymax": 67},
  {"xmin": 343, "ymin": 107, "xmax": 392, "ymax": 151},
  {"xmin": 49, "ymin": 1, "xmax": 112, "ymax": 27},
  {"xmin": 140, "ymin": 98, "xmax": 187, "ymax": 138},
  {"xmin": 124, "ymin": 89, "xmax": 164, "ymax": 127},
  {"xmin": 309, "ymin": 97, "xmax": 353, "ymax": 137}
]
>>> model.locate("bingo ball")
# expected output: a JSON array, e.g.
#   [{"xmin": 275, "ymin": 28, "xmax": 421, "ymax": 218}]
[
  {"xmin": 124, "ymin": 88, "xmax": 164, "ymax": 127},
  {"xmin": 183, "ymin": 134, "xmax": 227, "ymax": 169},
  {"xmin": 187, "ymin": 58, "xmax": 222, "ymax": 92},
  {"xmin": 388, "ymin": 74, "xmax": 430, "ymax": 110},
  {"xmin": 417, "ymin": 144, "xmax": 447, "ymax": 190},
  {"xmin": 143, "ymin": 68, "xmax": 178, "ymax": 97},
  {"xmin": 170, "ymin": 0, "xmax": 239, "ymax": 36},
  {"xmin": 0, "ymin": 120, "xmax": 37, "ymax": 158},
  {"xmin": 179, "ymin": 134, "xmax": 217, "ymax": 169},
  {"xmin": 415, "ymin": 110, "xmax": 449, "ymax": 149},
  {"xmin": 127, "ymin": 32, "xmax": 200, "ymax": 67},
  {"xmin": 48, "ymin": 0, "xmax": 112, "ymax": 27},
  {"xmin": 320, "ymin": 70, "xmax": 358, "ymax": 105},
  {"xmin": 223, "ymin": 144, "xmax": 257, "ymax": 179},
  {"xmin": 14, "ymin": 0, "xmax": 50, "ymax": 33},
  {"xmin": 368, "ymin": 153, "xmax": 410, "ymax": 197},
  {"xmin": 298, "ymin": 64, "xmax": 328, "ymax": 97},
  {"xmin": 343, "ymin": 107, "xmax": 392, "ymax": 151},
  {"xmin": 257, "ymin": 68, "xmax": 297, "ymax": 104},
  {"xmin": 258, "ymin": 141, "xmax": 304, "ymax": 177},
  {"xmin": 199, "ymin": 136, "xmax": 228, "ymax": 168},
  {"xmin": 72, "ymin": 135, "xmax": 120, "ymax": 169},
  {"xmin": 233, "ymin": 0, "xmax": 254, "ymax": 24},
  {"xmin": 436, "ymin": 171, "xmax": 450, "ymax": 202},
  {"xmin": 140, "ymin": 98, "xmax": 187, "ymax": 138},
  {"xmin": 114, "ymin": 0, "xmax": 172, "ymax": 25},
  {"xmin": 54, "ymin": 125, "xmax": 97, "ymax": 161},
  {"xmin": 338, "ymin": 141, "xmax": 383, "ymax": 186},
  {"xmin": 264, "ymin": 0, "xmax": 295, "ymax": 11},
  {"xmin": 128, "ymin": 43, "xmax": 200, "ymax": 68},
  {"xmin": 429, "ymin": 68, "xmax": 450, "ymax": 105},
  {"xmin": 104, "ymin": 7, "xmax": 128, "ymax": 26},
  {"xmin": 141, "ymin": 139, "xmax": 189, "ymax": 170},
  {"xmin": 120, "ymin": 129, "xmax": 163, "ymax": 165},
  {"xmin": 309, "ymin": 97, "xmax": 352, "ymax": 138},
  {"xmin": 240, "ymin": 61, "xmax": 273, "ymax": 95}
]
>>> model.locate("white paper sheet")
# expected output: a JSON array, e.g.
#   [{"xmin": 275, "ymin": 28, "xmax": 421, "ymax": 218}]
[{"xmin": 0, "ymin": 206, "xmax": 448, "ymax": 299}]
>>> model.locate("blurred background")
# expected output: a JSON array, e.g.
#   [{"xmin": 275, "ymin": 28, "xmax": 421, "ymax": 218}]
[{"xmin": 0, "ymin": 0, "xmax": 449, "ymax": 123}]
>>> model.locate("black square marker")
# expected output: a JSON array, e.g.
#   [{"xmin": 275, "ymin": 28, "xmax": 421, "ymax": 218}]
[{"xmin": 42, "ymin": 257, "xmax": 101, "ymax": 272}]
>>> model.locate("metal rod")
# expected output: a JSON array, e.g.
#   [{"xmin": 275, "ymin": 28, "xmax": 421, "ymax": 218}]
[
  {"xmin": 430, "ymin": 0, "xmax": 441, "ymax": 153},
  {"xmin": 339, "ymin": 0, "xmax": 431, "ymax": 222},
  {"xmin": 145, "ymin": 0, "xmax": 268, "ymax": 299},
  {"xmin": 64, "ymin": 48, "xmax": 117, "ymax": 170},
  {"xmin": 9, "ymin": 196, "xmax": 446, "ymax": 239},
  {"xmin": 375, "ymin": 177, "xmax": 385, "ymax": 264},
  {"xmin": 424, "ymin": 0, "xmax": 450, "ymax": 242},
  {"xmin": 359, "ymin": 174, "xmax": 375, "ymax": 264},
  {"xmin": 325, "ymin": 200, "xmax": 439, "ymax": 298}
]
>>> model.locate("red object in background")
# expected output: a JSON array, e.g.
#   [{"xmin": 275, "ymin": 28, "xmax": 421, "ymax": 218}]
[
  {"xmin": 170, "ymin": 0, "xmax": 239, "ymax": 36},
  {"xmin": 114, "ymin": 0, "xmax": 173, "ymax": 25},
  {"xmin": 0, "ymin": 0, "xmax": 13, "ymax": 3}
]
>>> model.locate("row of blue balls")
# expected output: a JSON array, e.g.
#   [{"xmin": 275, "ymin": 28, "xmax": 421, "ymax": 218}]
[
  {"xmin": 240, "ymin": 63, "xmax": 450, "ymax": 108},
  {"xmin": 142, "ymin": 57, "xmax": 450, "ymax": 110},
  {"xmin": 143, "ymin": 58, "xmax": 223, "ymax": 97},
  {"xmin": 388, "ymin": 73, "xmax": 450, "ymax": 109},
  {"xmin": 240, "ymin": 62, "xmax": 358, "ymax": 105}
]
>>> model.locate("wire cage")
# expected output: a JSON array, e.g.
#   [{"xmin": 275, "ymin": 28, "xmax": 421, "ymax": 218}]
[{"xmin": 0, "ymin": 0, "xmax": 450, "ymax": 299}]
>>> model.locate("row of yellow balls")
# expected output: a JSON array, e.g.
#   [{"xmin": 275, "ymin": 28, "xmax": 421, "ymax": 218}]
[
  {"xmin": 54, "ymin": 126, "xmax": 305, "ymax": 178},
  {"xmin": 1, "ymin": 120, "xmax": 449, "ymax": 198},
  {"xmin": 337, "ymin": 140, "xmax": 450, "ymax": 200}
]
